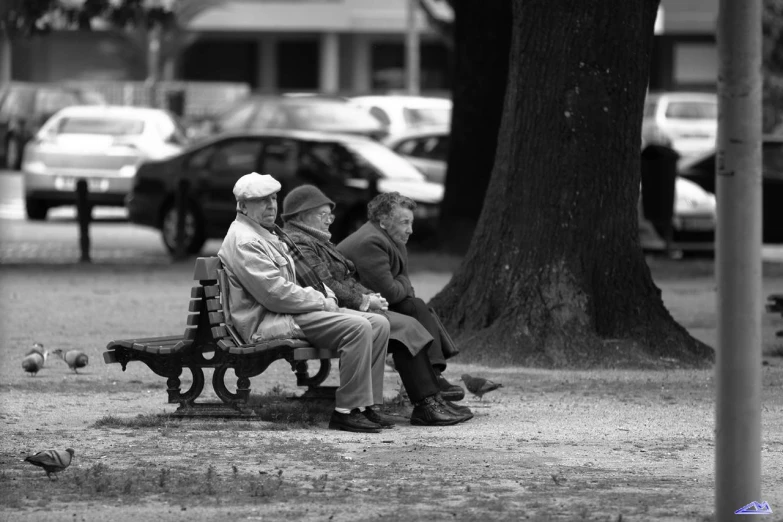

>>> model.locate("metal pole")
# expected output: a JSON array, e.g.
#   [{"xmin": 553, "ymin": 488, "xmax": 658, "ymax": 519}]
[
  {"xmin": 715, "ymin": 0, "xmax": 763, "ymax": 520},
  {"xmin": 174, "ymin": 177, "xmax": 189, "ymax": 260},
  {"xmin": 406, "ymin": 0, "xmax": 420, "ymax": 95},
  {"xmin": 75, "ymin": 179, "xmax": 91, "ymax": 263}
]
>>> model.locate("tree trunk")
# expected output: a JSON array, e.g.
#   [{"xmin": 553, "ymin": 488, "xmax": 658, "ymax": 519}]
[
  {"xmin": 430, "ymin": 0, "xmax": 714, "ymax": 368},
  {"xmin": 436, "ymin": 0, "xmax": 511, "ymax": 252}
]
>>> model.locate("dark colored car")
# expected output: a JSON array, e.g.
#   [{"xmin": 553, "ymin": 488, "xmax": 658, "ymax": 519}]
[
  {"xmin": 678, "ymin": 135, "xmax": 783, "ymax": 244},
  {"xmin": 126, "ymin": 130, "xmax": 443, "ymax": 255},
  {"xmin": 0, "ymin": 83, "xmax": 106, "ymax": 170},
  {"xmin": 191, "ymin": 95, "xmax": 387, "ymax": 141}
]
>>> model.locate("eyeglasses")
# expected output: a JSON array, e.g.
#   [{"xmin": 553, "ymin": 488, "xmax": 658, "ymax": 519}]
[{"xmin": 315, "ymin": 210, "xmax": 335, "ymax": 223}]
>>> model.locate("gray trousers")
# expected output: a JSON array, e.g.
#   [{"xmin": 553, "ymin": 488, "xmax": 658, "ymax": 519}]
[{"xmin": 294, "ymin": 308, "xmax": 389, "ymax": 410}]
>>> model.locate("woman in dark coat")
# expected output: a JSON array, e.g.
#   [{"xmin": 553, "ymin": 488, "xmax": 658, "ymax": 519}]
[
  {"xmin": 336, "ymin": 192, "xmax": 463, "ymax": 398},
  {"xmin": 280, "ymin": 185, "xmax": 471, "ymax": 425}
]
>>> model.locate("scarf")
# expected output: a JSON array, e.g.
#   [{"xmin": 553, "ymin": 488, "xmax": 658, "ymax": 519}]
[
  {"xmin": 286, "ymin": 220, "xmax": 332, "ymax": 243},
  {"xmin": 273, "ymin": 225, "xmax": 328, "ymax": 298}
]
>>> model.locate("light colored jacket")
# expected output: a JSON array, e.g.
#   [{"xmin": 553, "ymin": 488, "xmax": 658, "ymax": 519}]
[{"xmin": 218, "ymin": 214, "xmax": 334, "ymax": 343}]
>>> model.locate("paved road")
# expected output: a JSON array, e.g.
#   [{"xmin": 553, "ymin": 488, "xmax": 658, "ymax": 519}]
[
  {"xmin": 1, "ymin": 169, "xmax": 781, "ymax": 265},
  {"xmin": 0, "ymin": 170, "xmax": 222, "ymax": 264}
]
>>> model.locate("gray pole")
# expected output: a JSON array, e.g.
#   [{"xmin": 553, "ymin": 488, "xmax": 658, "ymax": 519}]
[
  {"xmin": 406, "ymin": 0, "xmax": 420, "ymax": 95},
  {"xmin": 715, "ymin": 0, "xmax": 763, "ymax": 520}
]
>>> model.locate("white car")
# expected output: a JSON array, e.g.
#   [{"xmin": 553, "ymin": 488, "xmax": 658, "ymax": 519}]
[
  {"xmin": 22, "ymin": 105, "xmax": 187, "ymax": 220},
  {"xmin": 642, "ymin": 92, "xmax": 717, "ymax": 160},
  {"xmin": 384, "ymin": 126, "xmax": 450, "ymax": 184},
  {"xmin": 348, "ymin": 95, "xmax": 452, "ymax": 138}
]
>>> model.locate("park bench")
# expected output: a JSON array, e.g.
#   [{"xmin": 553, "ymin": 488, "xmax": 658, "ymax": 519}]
[
  {"xmin": 768, "ymin": 293, "xmax": 783, "ymax": 338},
  {"xmin": 103, "ymin": 256, "xmax": 338, "ymax": 416}
]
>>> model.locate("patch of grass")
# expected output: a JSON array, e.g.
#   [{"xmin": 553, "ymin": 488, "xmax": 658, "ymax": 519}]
[
  {"xmin": 246, "ymin": 395, "xmax": 331, "ymax": 428},
  {"xmin": 93, "ymin": 414, "xmax": 180, "ymax": 429}
]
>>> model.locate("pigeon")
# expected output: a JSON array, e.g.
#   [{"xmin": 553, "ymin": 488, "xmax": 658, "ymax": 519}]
[
  {"xmin": 461, "ymin": 374, "xmax": 503, "ymax": 400},
  {"xmin": 52, "ymin": 349, "xmax": 89, "ymax": 374},
  {"xmin": 24, "ymin": 448, "xmax": 75, "ymax": 480},
  {"xmin": 22, "ymin": 343, "xmax": 49, "ymax": 376}
]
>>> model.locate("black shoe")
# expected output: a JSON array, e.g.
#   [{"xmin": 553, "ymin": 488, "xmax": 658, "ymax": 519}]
[
  {"xmin": 410, "ymin": 395, "xmax": 468, "ymax": 426},
  {"xmin": 329, "ymin": 409, "xmax": 382, "ymax": 433},
  {"xmin": 363, "ymin": 408, "xmax": 395, "ymax": 429},
  {"xmin": 436, "ymin": 373, "xmax": 465, "ymax": 402},
  {"xmin": 434, "ymin": 393, "xmax": 473, "ymax": 418}
]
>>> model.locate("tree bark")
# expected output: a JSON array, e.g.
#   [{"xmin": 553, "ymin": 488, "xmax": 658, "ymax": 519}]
[
  {"xmin": 430, "ymin": 0, "xmax": 714, "ymax": 368},
  {"xmin": 436, "ymin": 0, "xmax": 511, "ymax": 252}
]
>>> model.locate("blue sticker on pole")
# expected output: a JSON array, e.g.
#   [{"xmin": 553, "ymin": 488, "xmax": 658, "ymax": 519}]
[{"xmin": 735, "ymin": 501, "xmax": 773, "ymax": 515}]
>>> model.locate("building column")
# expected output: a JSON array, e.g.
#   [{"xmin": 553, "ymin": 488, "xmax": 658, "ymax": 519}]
[
  {"xmin": 258, "ymin": 35, "xmax": 278, "ymax": 93},
  {"xmin": 319, "ymin": 32, "xmax": 339, "ymax": 94},
  {"xmin": 352, "ymin": 34, "xmax": 371, "ymax": 94}
]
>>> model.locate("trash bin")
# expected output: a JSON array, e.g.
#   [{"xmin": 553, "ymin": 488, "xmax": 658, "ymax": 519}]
[
  {"xmin": 165, "ymin": 89, "xmax": 186, "ymax": 117},
  {"xmin": 641, "ymin": 144, "xmax": 680, "ymax": 245}
]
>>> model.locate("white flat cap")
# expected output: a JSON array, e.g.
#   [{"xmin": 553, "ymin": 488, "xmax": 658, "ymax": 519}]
[{"xmin": 233, "ymin": 173, "xmax": 282, "ymax": 201}]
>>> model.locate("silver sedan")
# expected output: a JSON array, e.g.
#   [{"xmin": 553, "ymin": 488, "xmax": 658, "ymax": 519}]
[{"xmin": 22, "ymin": 105, "xmax": 187, "ymax": 220}]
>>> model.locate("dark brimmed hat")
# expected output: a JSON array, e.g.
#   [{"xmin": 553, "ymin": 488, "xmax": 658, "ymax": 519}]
[{"xmin": 281, "ymin": 185, "xmax": 335, "ymax": 220}]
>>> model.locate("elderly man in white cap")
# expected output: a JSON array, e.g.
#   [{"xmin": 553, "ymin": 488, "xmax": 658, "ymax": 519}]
[{"xmin": 218, "ymin": 173, "xmax": 391, "ymax": 433}]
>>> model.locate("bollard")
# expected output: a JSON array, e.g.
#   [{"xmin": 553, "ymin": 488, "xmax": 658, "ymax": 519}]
[
  {"xmin": 75, "ymin": 179, "xmax": 91, "ymax": 263},
  {"xmin": 173, "ymin": 177, "xmax": 190, "ymax": 260}
]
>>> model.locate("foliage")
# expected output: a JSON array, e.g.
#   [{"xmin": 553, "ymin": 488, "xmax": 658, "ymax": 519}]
[{"xmin": 763, "ymin": 0, "xmax": 783, "ymax": 131}]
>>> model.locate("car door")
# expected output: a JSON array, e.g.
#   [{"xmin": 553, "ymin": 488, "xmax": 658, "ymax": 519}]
[{"xmin": 189, "ymin": 137, "xmax": 264, "ymax": 231}]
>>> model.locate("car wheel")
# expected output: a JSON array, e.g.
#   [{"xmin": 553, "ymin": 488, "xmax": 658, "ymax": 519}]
[
  {"xmin": 161, "ymin": 203, "xmax": 206, "ymax": 255},
  {"xmin": 5, "ymin": 135, "xmax": 22, "ymax": 171},
  {"xmin": 25, "ymin": 197, "xmax": 49, "ymax": 221}
]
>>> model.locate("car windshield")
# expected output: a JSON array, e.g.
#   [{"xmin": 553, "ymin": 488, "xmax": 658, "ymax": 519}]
[
  {"xmin": 285, "ymin": 102, "xmax": 382, "ymax": 130},
  {"xmin": 344, "ymin": 140, "xmax": 425, "ymax": 181},
  {"xmin": 403, "ymin": 107, "xmax": 451, "ymax": 127},
  {"xmin": 57, "ymin": 117, "xmax": 145, "ymax": 136},
  {"xmin": 665, "ymin": 101, "xmax": 717, "ymax": 120}
]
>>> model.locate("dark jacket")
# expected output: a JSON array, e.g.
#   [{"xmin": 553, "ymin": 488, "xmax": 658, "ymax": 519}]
[
  {"xmin": 336, "ymin": 221, "xmax": 414, "ymax": 305},
  {"xmin": 286, "ymin": 222, "xmax": 431, "ymax": 356},
  {"xmin": 282, "ymin": 224, "xmax": 373, "ymax": 310}
]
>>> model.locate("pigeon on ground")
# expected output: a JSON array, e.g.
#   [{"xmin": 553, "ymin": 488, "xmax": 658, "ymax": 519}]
[
  {"xmin": 52, "ymin": 349, "xmax": 89, "ymax": 374},
  {"xmin": 461, "ymin": 374, "xmax": 503, "ymax": 400},
  {"xmin": 24, "ymin": 448, "xmax": 75, "ymax": 480},
  {"xmin": 22, "ymin": 343, "xmax": 49, "ymax": 376}
]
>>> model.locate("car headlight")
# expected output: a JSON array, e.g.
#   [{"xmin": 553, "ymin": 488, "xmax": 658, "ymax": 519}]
[
  {"xmin": 23, "ymin": 161, "xmax": 47, "ymax": 175},
  {"xmin": 119, "ymin": 165, "xmax": 138, "ymax": 178}
]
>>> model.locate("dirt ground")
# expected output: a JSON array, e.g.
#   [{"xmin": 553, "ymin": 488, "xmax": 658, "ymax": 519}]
[{"xmin": 1, "ymin": 258, "xmax": 782, "ymax": 521}]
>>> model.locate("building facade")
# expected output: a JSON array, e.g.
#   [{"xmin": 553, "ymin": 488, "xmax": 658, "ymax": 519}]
[{"xmin": 7, "ymin": 0, "xmax": 718, "ymax": 95}]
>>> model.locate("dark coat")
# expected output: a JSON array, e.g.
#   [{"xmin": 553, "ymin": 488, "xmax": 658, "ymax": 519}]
[
  {"xmin": 336, "ymin": 221, "xmax": 414, "ymax": 305},
  {"xmin": 284, "ymin": 223, "xmax": 431, "ymax": 356}
]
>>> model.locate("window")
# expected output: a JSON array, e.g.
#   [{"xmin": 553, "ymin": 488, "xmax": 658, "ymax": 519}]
[
  {"xmin": 369, "ymin": 106, "xmax": 391, "ymax": 127},
  {"xmin": 210, "ymin": 139, "xmax": 263, "ymax": 175},
  {"xmin": 218, "ymin": 101, "xmax": 256, "ymax": 131},
  {"xmin": 665, "ymin": 101, "xmax": 717, "ymax": 120},
  {"xmin": 260, "ymin": 139, "xmax": 298, "ymax": 177},
  {"xmin": 188, "ymin": 145, "xmax": 215, "ymax": 170},
  {"xmin": 394, "ymin": 138, "xmax": 419, "ymax": 156},
  {"xmin": 763, "ymin": 141, "xmax": 783, "ymax": 174},
  {"xmin": 403, "ymin": 107, "xmax": 451, "ymax": 127},
  {"xmin": 57, "ymin": 117, "xmax": 145, "ymax": 136}
]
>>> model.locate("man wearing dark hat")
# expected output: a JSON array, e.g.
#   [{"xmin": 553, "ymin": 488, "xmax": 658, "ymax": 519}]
[
  {"xmin": 280, "ymin": 185, "xmax": 472, "ymax": 426},
  {"xmin": 218, "ymin": 172, "xmax": 391, "ymax": 433}
]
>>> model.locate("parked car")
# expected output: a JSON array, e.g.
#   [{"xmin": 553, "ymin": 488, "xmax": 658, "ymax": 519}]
[
  {"xmin": 677, "ymin": 135, "xmax": 783, "ymax": 244},
  {"xmin": 126, "ymin": 130, "xmax": 443, "ymax": 254},
  {"xmin": 385, "ymin": 126, "xmax": 450, "ymax": 184},
  {"xmin": 22, "ymin": 105, "xmax": 188, "ymax": 220},
  {"xmin": 642, "ymin": 91, "xmax": 717, "ymax": 160},
  {"xmin": 349, "ymin": 95, "xmax": 452, "ymax": 138},
  {"xmin": 0, "ymin": 82, "xmax": 107, "ymax": 170},
  {"xmin": 190, "ymin": 95, "xmax": 387, "ymax": 141}
]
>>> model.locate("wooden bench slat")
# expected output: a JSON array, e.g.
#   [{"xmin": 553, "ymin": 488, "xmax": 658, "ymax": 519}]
[
  {"xmin": 293, "ymin": 347, "xmax": 338, "ymax": 360},
  {"xmin": 217, "ymin": 339, "xmax": 237, "ymax": 350},
  {"xmin": 191, "ymin": 287, "xmax": 204, "ymax": 299},
  {"xmin": 183, "ymin": 328, "xmax": 198, "ymax": 340},
  {"xmin": 188, "ymin": 300, "xmax": 201, "ymax": 313},
  {"xmin": 186, "ymin": 314, "xmax": 199, "ymax": 326},
  {"xmin": 208, "ymin": 312, "xmax": 225, "ymax": 325},
  {"xmin": 203, "ymin": 285, "xmax": 220, "ymax": 298},
  {"xmin": 211, "ymin": 325, "xmax": 228, "ymax": 339},
  {"xmin": 205, "ymin": 298, "xmax": 221, "ymax": 312}
]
